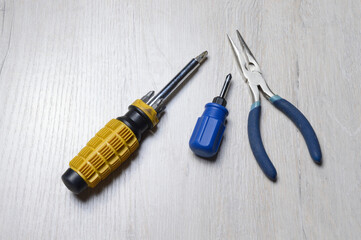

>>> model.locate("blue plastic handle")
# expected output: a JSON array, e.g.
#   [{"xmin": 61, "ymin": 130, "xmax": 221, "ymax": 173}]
[
  {"xmin": 248, "ymin": 96, "xmax": 322, "ymax": 180},
  {"xmin": 248, "ymin": 102, "xmax": 277, "ymax": 180},
  {"xmin": 270, "ymin": 95, "xmax": 322, "ymax": 163},
  {"xmin": 189, "ymin": 103, "xmax": 228, "ymax": 158}
]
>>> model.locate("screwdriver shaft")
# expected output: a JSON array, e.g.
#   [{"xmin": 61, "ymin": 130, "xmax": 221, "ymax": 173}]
[{"xmin": 147, "ymin": 51, "xmax": 208, "ymax": 109}]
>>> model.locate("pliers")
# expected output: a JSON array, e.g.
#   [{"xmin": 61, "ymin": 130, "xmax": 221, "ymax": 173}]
[{"xmin": 227, "ymin": 30, "xmax": 322, "ymax": 181}]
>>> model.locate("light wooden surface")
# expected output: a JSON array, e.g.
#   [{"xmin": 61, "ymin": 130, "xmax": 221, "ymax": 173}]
[{"xmin": 0, "ymin": 0, "xmax": 360, "ymax": 239}]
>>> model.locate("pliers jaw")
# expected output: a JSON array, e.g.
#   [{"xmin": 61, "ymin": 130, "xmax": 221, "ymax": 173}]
[{"xmin": 228, "ymin": 30, "xmax": 275, "ymax": 103}]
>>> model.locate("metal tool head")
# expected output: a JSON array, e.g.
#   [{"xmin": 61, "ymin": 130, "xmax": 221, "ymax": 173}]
[
  {"xmin": 228, "ymin": 30, "xmax": 275, "ymax": 102},
  {"xmin": 227, "ymin": 31, "xmax": 261, "ymax": 79}
]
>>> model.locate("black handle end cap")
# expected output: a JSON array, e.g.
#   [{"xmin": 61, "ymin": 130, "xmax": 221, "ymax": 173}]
[{"xmin": 62, "ymin": 168, "xmax": 88, "ymax": 194}]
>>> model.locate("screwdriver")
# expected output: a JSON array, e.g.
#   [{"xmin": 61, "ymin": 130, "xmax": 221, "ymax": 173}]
[
  {"xmin": 189, "ymin": 74, "xmax": 231, "ymax": 158},
  {"xmin": 62, "ymin": 51, "xmax": 208, "ymax": 194}
]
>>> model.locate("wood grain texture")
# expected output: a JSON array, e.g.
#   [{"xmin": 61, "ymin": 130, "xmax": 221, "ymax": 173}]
[{"xmin": 0, "ymin": 0, "xmax": 360, "ymax": 239}]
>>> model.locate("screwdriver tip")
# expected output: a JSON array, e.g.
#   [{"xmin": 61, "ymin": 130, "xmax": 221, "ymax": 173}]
[
  {"xmin": 195, "ymin": 51, "xmax": 208, "ymax": 63},
  {"xmin": 219, "ymin": 73, "xmax": 232, "ymax": 99}
]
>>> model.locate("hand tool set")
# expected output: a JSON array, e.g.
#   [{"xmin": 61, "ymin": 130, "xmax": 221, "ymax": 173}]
[{"xmin": 62, "ymin": 30, "xmax": 322, "ymax": 194}]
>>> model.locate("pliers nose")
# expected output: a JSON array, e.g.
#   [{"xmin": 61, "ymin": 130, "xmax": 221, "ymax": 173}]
[
  {"xmin": 227, "ymin": 31, "xmax": 275, "ymax": 103},
  {"xmin": 228, "ymin": 30, "xmax": 322, "ymax": 181}
]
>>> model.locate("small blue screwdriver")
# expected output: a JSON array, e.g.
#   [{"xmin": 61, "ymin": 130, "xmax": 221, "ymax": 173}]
[{"xmin": 189, "ymin": 74, "xmax": 232, "ymax": 158}]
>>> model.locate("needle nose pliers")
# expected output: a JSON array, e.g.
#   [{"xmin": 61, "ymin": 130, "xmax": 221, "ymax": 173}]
[{"xmin": 228, "ymin": 30, "xmax": 322, "ymax": 181}]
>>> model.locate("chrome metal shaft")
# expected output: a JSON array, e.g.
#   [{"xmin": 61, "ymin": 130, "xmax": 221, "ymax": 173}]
[{"xmin": 147, "ymin": 51, "xmax": 208, "ymax": 110}]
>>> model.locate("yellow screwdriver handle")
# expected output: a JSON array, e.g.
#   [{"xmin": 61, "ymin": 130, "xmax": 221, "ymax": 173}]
[{"xmin": 69, "ymin": 119, "xmax": 139, "ymax": 188}]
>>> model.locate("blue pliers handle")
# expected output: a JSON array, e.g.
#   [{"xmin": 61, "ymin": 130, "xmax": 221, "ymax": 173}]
[
  {"xmin": 228, "ymin": 30, "xmax": 322, "ymax": 180},
  {"xmin": 248, "ymin": 96, "xmax": 321, "ymax": 180}
]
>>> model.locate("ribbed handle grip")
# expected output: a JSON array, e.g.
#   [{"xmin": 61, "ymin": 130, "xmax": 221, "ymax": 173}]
[{"xmin": 69, "ymin": 119, "xmax": 139, "ymax": 188}]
